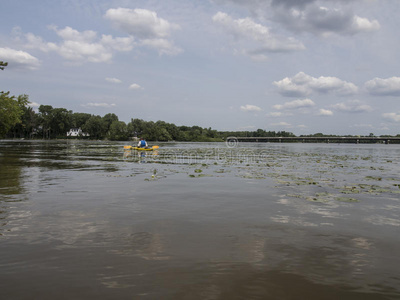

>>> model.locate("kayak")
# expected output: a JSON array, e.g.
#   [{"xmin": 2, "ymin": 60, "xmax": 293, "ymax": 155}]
[
  {"xmin": 123, "ymin": 145, "xmax": 159, "ymax": 151},
  {"xmin": 132, "ymin": 147, "xmax": 155, "ymax": 151}
]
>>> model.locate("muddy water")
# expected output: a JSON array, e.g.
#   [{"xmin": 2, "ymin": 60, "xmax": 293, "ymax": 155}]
[{"xmin": 1, "ymin": 140, "xmax": 399, "ymax": 299}]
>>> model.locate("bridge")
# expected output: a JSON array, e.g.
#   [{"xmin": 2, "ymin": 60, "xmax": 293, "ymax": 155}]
[{"xmin": 226, "ymin": 136, "xmax": 400, "ymax": 144}]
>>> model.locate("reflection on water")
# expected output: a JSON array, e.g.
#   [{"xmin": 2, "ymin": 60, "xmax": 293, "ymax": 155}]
[{"xmin": 0, "ymin": 140, "xmax": 399, "ymax": 299}]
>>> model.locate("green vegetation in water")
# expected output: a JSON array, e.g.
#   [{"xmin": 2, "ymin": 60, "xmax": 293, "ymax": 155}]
[
  {"xmin": 306, "ymin": 196, "xmax": 329, "ymax": 203},
  {"xmin": 335, "ymin": 197, "xmax": 359, "ymax": 203},
  {"xmin": 189, "ymin": 173, "xmax": 212, "ymax": 178},
  {"xmin": 288, "ymin": 192, "xmax": 360, "ymax": 204},
  {"xmin": 365, "ymin": 176, "xmax": 382, "ymax": 181}
]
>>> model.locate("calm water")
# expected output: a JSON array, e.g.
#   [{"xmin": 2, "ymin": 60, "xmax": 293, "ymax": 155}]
[{"xmin": 1, "ymin": 140, "xmax": 399, "ymax": 299}]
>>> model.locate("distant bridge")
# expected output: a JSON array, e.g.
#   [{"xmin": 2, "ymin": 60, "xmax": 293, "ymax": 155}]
[{"xmin": 226, "ymin": 136, "xmax": 400, "ymax": 144}]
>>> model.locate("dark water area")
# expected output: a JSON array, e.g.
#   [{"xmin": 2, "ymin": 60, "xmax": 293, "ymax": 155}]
[{"xmin": 1, "ymin": 140, "xmax": 399, "ymax": 299}]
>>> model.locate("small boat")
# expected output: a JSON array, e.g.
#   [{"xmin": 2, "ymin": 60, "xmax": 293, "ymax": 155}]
[
  {"xmin": 124, "ymin": 145, "xmax": 159, "ymax": 151},
  {"xmin": 132, "ymin": 147, "xmax": 155, "ymax": 151}
]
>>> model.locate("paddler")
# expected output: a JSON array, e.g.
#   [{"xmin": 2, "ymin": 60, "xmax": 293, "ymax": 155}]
[{"xmin": 138, "ymin": 137, "xmax": 148, "ymax": 148}]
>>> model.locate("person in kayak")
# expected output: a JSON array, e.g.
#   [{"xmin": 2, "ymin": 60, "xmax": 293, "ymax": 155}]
[{"xmin": 137, "ymin": 138, "xmax": 148, "ymax": 148}]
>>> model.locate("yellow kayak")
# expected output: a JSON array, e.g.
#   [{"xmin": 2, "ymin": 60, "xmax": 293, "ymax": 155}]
[{"xmin": 124, "ymin": 145, "xmax": 159, "ymax": 151}]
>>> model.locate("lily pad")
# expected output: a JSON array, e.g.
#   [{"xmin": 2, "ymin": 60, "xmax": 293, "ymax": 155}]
[{"xmin": 335, "ymin": 197, "xmax": 359, "ymax": 203}]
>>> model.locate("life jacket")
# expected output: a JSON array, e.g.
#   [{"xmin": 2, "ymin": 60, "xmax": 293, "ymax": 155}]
[{"xmin": 140, "ymin": 140, "xmax": 146, "ymax": 147}]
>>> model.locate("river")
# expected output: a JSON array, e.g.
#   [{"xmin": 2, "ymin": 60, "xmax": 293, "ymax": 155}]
[{"xmin": 1, "ymin": 140, "xmax": 399, "ymax": 299}]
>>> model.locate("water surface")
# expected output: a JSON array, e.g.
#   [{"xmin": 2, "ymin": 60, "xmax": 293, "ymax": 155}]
[{"xmin": 1, "ymin": 140, "xmax": 399, "ymax": 299}]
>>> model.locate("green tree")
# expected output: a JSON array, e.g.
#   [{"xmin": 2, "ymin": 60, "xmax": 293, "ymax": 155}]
[
  {"xmin": 129, "ymin": 118, "xmax": 146, "ymax": 137},
  {"xmin": 38, "ymin": 105, "xmax": 53, "ymax": 138},
  {"xmin": 103, "ymin": 113, "xmax": 119, "ymax": 137},
  {"xmin": 108, "ymin": 120, "xmax": 128, "ymax": 141},
  {"xmin": 0, "ymin": 92, "xmax": 29, "ymax": 137},
  {"xmin": 0, "ymin": 61, "xmax": 7, "ymax": 70},
  {"xmin": 71, "ymin": 113, "xmax": 92, "ymax": 128},
  {"xmin": 51, "ymin": 108, "xmax": 72, "ymax": 137},
  {"xmin": 9, "ymin": 96, "xmax": 39, "ymax": 138},
  {"xmin": 37, "ymin": 105, "xmax": 72, "ymax": 138},
  {"xmin": 82, "ymin": 115, "xmax": 104, "ymax": 139},
  {"xmin": 21, "ymin": 105, "xmax": 40, "ymax": 138},
  {"xmin": 156, "ymin": 127, "xmax": 172, "ymax": 141}
]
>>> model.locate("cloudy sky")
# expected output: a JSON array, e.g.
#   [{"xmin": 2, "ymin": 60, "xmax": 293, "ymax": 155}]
[{"xmin": 1, "ymin": 0, "xmax": 399, "ymax": 135}]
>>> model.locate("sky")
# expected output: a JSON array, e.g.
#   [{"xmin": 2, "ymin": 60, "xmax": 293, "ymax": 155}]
[{"xmin": 1, "ymin": 0, "xmax": 400, "ymax": 135}]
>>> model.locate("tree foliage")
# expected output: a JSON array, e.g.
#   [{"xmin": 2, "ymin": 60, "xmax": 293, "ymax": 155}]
[
  {"xmin": 0, "ymin": 61, "xmax": 7, "ymax": 71},
  {"xmin": 0, "ymin": 92, "xmax": 29, "ymax": 137}
]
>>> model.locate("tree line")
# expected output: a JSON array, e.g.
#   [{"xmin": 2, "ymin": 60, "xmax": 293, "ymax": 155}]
[{"xmin": 0, "ymin": 95, "xmax": 296, "ymax": 141}]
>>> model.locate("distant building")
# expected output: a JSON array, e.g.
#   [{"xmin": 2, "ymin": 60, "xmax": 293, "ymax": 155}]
[{"xmin": 67, "ymin": 128, "xmax": 89, "ymax": 137}]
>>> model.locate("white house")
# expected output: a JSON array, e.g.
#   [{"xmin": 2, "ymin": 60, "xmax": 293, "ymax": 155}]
[{"xmin": 67, "ymin": 128, "xmax": 89, "ymax": 137}]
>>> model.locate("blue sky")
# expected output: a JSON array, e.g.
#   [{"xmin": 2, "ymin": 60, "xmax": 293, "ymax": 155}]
[{"xmin": 1, "ymin": 0, "xmax": 400, "ymax": 135}]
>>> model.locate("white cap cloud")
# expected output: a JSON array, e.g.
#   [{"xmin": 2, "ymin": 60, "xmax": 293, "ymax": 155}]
[
  {"xmin": 317, "ymin": 108, "xmax": 333, "ymax": 116},
  {"xmin": 212, "ymin": 12, "xmax": 304, "ymax": 60},
  {"xmin": 205, "ymin": 0, "xmax": 380, "ymax": 37},
  {"xmin": 105, "ymin": 8, "xmax": 180, "ymax": 39},
  {"xmin": 22, "ymin": 26, "xmax": 134, "ymax": 63},
  {"xmin": 270, "ymin": 2, "xmax": 380, "ymax": 36},
  {"xmin": 105, "ymin": 8, "xmax": 182, "ymax": 56},
  {"xmin": 274, "ymin": 72, "xmax": 358, "ymax": 97},
  {"xmin": 382, "ymin": 112, "xmax": 400, "ymax": 122},
  {"xmin": 331, "ymin": 100, "xmax": 373, "ymax": 113},
  {"xmin": 129, "ymin": 83, "xmax": 142, "ymax": 90},
  {"xmin": 106, "ymin": 77, "xmax": 122, "ymax": 83},
  {"xmin": 365, "ymin": 77, "xmax": 400, "ymax": 96},
  {"xmin": 240, "ymin": 104, "xmax": 262, "ymax": 112},
  {"xmin": 0, "ymin": 47, "xmax": 40, "ymax": 70},
  {"xmin": 273, "ymin": 98, "xmax": 315, "ymax": 110},
  {"xmin": 19, "ymin": 7, "xmax": 183, "ymax": 64}
]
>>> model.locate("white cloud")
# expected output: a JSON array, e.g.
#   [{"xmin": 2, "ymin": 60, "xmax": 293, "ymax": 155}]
[
  {"xmin": 24, "ymin": 32, "xmax": 56, "ymax": 52},
  {"xmin": 240, "ymin": 104, "xmax": 262, "ymax": 112},
  {"xmin": 129, "ymin": 83, "xmax": 142, "ymax": 90},
  {"xmin": 331, "ymin": 100, "xmax": 373, "ymax": 113},
  {"xmin": 267, "ymin": 111, "xmax": 293, "ymax": 117},
  {"xmin": 106, "ymin": 77, "xmax": 122, "ymax": 84},
  {"xmin": 365, "ymin": 77, "xmax": 400, "ymax": 96},
  {"xmin": 317, "ymin": 108, "xmax": 333, "ymax": 116},
  {"xmin": 104, "ymin": 8, "xmax": 182, "ymax": 56},
  {"xmin": 382, "ymin": 112, "xmax": 400, "ymax": 122},
  {"xmin": 273, "ymin": 74, "xmax": 311, "ymax": 97},
  {"xmin": 22, "ymin": 26, "xmax": 134, "ymax": 63},
  {"xmin": 140, "ymin": 38, "xmax": 183, "ymax": 56},
  {"xmin": 29, "ymin": 101, "xmax": 40, "ymax": 108},
  {"xmin": 212, "ymin": 12, "xmax": 305, "ymax": 59},
  {"xmin": 352, "ymin": 15, "xmax": 380, "ymax": 33},
  {"xmin": 309, "ymin": 76, "xmax": 358, "ymax": 95},
  {"xmin": 270, "ymin": 121, "xmax": 292, "ymax": 127},
  {"xmin": 274, "ymin": 72, "xmax": 358, "ymax": 97},
  {"xmin": 273, "ymin": 98, "xmax": 315, "ymax": 110},
  {"xmin": 105, "ymin": 8, "xmax": 180, "ymax": 39},
  {"xmin": 271, "ymin": 3, "xmax": 380, "ymax": 36},
  {"xmin": 0, "ymin": 47, "xmax": 40, "ymax": 70},
  {"xmin": 53, "ymin": 25, "xmax": 97, "ymax": 42},
  {"xmin": 48, "ymin": 26, "xmax": 109, "ymax": 62},
  {"xmin": 81, "ymin": 102, "xmax": 116, "ymax": 108},
  {"xmin": 100, "ymin": 35, "xmax": 135, "ymax": 52}
]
